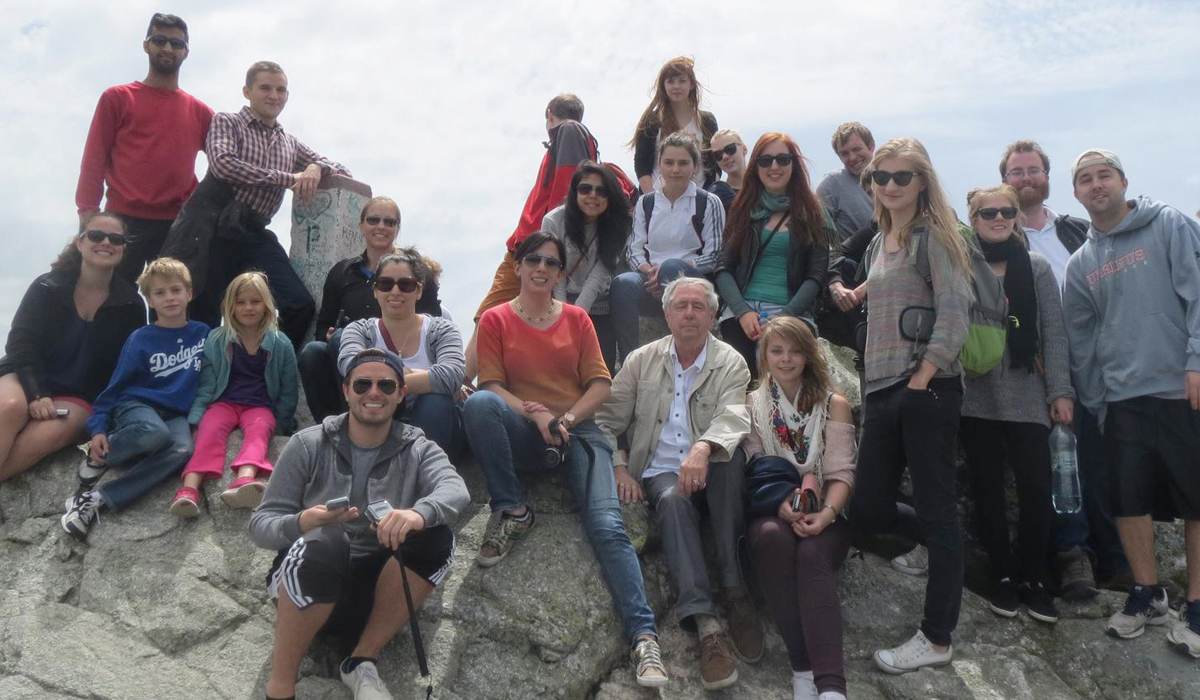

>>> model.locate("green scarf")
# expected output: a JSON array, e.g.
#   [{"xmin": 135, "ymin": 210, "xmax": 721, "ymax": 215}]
[{"xmin": 751, "ymin": 191, "xmax": 790, "ymax": 221}]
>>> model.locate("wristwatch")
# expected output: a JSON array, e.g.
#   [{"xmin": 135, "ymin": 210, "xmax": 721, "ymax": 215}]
[{"xmin": 559, "ymin": 412, "xmax": 577, "ymax": 430}]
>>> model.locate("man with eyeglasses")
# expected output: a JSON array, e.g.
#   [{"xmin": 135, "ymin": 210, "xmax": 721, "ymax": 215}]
[
  {"xmin": 75, "ymin": 13, "xmax": 213, "ymax": 284},
  {"xmin": 252, "ymin": 347, "xmax": 469, "ymax": 700},
  {"xmin": 816, "ymin": 122, "xmax": 875, "ymax": 243},
  {"xmin": 1000, "ymin": 140, "xmax": 1090, "ymax": 284}
]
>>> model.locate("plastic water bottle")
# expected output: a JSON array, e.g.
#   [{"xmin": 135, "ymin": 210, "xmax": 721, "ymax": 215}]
[
  {"xmin": 759, "ymin": 310, "xmax": 771, "ymax": 326},
  {"xmin": 1050, "ymin": 424, "xmax": 1082, "ymax": 514}
]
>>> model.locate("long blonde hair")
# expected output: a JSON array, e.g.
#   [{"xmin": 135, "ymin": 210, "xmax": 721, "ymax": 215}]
[
  {"xmin": 866, "ymin": 137, "xmax": 970, "ymax": 273},
  {"xmin": 966, "ymin": 185, "xmax": 1027, "ymax": 246},
  {"xmin": 755, "ymin": 316, "xmax": 830, "ymax": 413},
  {"xmin": 218, "ymin": 271, "xmax": 278, "ymax": 347}
]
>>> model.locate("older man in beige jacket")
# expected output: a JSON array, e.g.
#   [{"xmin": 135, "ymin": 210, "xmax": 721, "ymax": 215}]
[{"xmin": 596, "ymin": 276, "xmax": 761, "ymax": 691}]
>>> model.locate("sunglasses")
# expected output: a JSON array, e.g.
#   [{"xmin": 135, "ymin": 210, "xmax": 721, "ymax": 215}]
[
  {"xmin": 351, "ymin": 377, "xmax": 399, "ymax": 395},
  {"xmin": 364, "ymin": 215, "xmax": 399, "ymax": 228},
  {"xmin": 871, "ymin": 169, "xmax": 918, "ymax": 187},
  {"xmin": 756, "ymin": 153, "xmax": 794, "ymax": 168},
  {"xmin": 714, "ymin": 143, "xmax": 740, "ymax": 158},
  {"xmin": 147, "ymin": 35, "xmax": 188, "ymax": 50},
  {"xmin": 978, "ymin": 207, "xmax": 1018, "ymax": 221},
  {"xmin": 374, "ymin": 276, "xmax": 420, "ymax": 293},
  {"xmin": 81, "ymin": 230, "xmax": 129, "ymax": 246},
  {"xmin": 576, "ymin": 183, "xmax": 608, "ymax": 198},
  {"xmin": 522, "ymin": 253, "xmax": 564, "ymax": 269}
]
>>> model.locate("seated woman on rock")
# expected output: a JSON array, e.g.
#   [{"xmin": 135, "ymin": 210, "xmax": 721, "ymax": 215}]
[
  {"xmin": 299, "ymin": 196, "xmax": 445, "ymax": 422},
  {"xmin": 462, "ymin": 231, "xmax": 668, "ymax": 688},
  {"xmin": 715, "ymin": 132, "xmax": 833, "ymax": 380},
  {"xmin": 540, "ymin": 160, "xmax": 632, "ymax": 372},
  {"xmin": 705, "ymin": 129, "xmax": 748, "ymax": 214},
  {"xmin": 0, "ymin": 213, "xmax": 145, "ymax": 483},
  {"xmin": 338, "ymin": 248, "xmax": 465, "ymax": 455},
  {"xmin": 744, "ymin": 316, "xmax": 855, "ymax": 700}
]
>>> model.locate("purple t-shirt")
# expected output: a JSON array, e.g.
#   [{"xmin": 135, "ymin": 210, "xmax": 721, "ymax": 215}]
[{"xmin": 217, "ymin": 342, "xmax": 271, "ymax": 408}]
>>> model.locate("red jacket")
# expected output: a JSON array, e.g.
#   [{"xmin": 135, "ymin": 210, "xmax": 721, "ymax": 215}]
[{"xmin": 506, "ymin": 120, "xmax": 597, "ymax": 253}]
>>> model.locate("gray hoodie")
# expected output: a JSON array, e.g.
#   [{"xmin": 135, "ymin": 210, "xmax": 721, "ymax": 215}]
[
  {"xmin": 1062, "ymin": 196, "xmax": 1200, "ymax": 421},
  {"xmin": 249, "ymin": 414, "xmax": 470, "ymax": 558}
]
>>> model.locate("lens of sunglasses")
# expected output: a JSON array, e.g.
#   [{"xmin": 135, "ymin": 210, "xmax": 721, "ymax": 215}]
[
  {"xmin": 148, "ymin": 35, "xmax": 188, "ymax": 50},
  {"xmin": 870, "ymin": 170, "xmax": 917, "ymax": 187},
  {"xmin": 364, "ymin": 215, "xmax": 399, "ymax": 227},
  {"xmin": 717, "ymin": 143, "xmax": 739, "ymax": 158},
  {"xmin": 375, "ymin": 276, "xmax": 419, "ymax": 293},
  {"xmin": 83, "ymin": 230, "xmax": 128, "ymax": 246},
  {"xmin": 756, "ymin": 154, "xmax": 794, "ymax": 168},
  {"xmin": 523, "ymin": 253, "xmax": 564, "ymax": 269},
  {"xmin": 351, "ymin": 378, "xmax": 399, "ymax": 395},
  {"xmin": 979, "ymin": 207, "xmax": 1019, "ymax": 221},
  {"xmin": 577, "ymin": 183, "xmax": 608, "ymax": 198}
]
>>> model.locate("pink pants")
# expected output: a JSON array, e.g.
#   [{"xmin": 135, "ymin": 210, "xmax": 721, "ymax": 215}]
[{"xmin": 181, "ymin": 402, "xmax": 276, "ymax": 480}]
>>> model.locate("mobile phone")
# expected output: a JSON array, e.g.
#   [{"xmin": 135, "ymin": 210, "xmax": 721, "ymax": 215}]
[
  {"xmin": 325, "ymin": 496, "xmax": 350, "ymax": 512},
  {"xmin": 366, "ymin": 499, "xmax": 393, "ymax": 525},
  {"xmin": 56, "ymin": 408, "xmax": 70, "ymax": 418},
  {"xmin": 791, "ymin": 492, "xmax": 802, "ymax": 512}
]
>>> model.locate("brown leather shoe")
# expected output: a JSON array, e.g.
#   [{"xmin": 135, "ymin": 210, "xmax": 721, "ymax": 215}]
[
  {"xmin": 726, "ymin": 595, "xmax": 764, "ymax": 663},
  {"xmin": 698, "ymin": 631, "xmax": 738, "ymax": 690}
]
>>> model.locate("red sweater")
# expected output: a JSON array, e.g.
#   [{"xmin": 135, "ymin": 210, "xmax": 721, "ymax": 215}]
[
  {"xmin": 505, "ymin": 120, "xmax": 598, "ymax": 253},
  {"xmin": 75, "ymin": 82, "xmax": 213, "ymax": 220}
]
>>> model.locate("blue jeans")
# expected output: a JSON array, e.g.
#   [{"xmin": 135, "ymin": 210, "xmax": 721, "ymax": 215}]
[
  {"xmin": 462, "ymin": 390, "xmax": 657, "ymax": 641},
  {"xmin": 404, "ymin": 392, "xmax": 464, "ymax": 456},
  {"xmin": 298, "ymin": 329, "xmax": 345, "ymax": 422},
  {"xmin": 97, "ymin": 401, "xmax": 193, "ymax": 511},
  {"xmin": 610, "ymin": 258, "xmax": 702, "ymax": 363}
]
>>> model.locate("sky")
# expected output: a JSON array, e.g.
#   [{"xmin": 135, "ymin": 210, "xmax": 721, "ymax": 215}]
[{"xmin": 2, "ymin": 0, "xmax": 1198, "ymax": 344}]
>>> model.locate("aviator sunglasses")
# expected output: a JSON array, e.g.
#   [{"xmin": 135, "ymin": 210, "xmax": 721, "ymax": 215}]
[
  {"xmin": 351, "ymin": 377, "xmax": 399, "ymax": 395},
  {"xmin": 756, "ymin": 153, "xmax": 794, "ymax": 168},
  {"xmin": 374, "ymin": 276, "xmax": 420, "ymax": 293},
  {"xmin": 147, "ymin": 35, "xmax": 189, "ymax": 50},
  {"xmin": 364, "ymin": 215, "xmax": 399, "ymax": 227},
  {"xmin": 522, "ymin": 253, "xmax": 564, "ymax": 269},
  {"xmin": 977, "ymin": 207, "xmax": 1018, "ymax": 221},
  {"xmin": 576, "ymin": 183, "xmax": 608, "ymax": 198},
  {"xmin": 871, "ymin": 169, "xmax": 917, "ymax": 187},
  {"xmin": 81, "ymin": 230, "xmax": 129, "ymax": 246}
]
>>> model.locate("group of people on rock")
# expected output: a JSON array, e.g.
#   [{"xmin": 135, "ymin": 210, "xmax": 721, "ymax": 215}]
[{"xmin": 1, "ymin": 14, "xmax": 1199, "ymax": 700}]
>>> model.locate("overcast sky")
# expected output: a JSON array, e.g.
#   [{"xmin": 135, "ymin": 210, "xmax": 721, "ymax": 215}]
[{"xmin": 2, "ymin": 0, "xmax": 1198, "ymax": 344}]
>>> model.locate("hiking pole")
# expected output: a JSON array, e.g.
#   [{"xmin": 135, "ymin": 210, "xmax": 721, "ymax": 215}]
[{"xmin": 394, "ymin": 545, "xmax": 433, "ymax": 700}]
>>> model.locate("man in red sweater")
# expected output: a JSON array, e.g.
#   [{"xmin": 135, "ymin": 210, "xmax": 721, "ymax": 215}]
[{"xmin": 75, "ymin": 13, "xmax": 213, "ymax": 283}]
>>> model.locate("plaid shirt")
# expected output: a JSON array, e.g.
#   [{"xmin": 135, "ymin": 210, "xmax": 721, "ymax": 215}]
[{"xmin": 205, "ymin": 106, "xmax": 350, "ymax": 219}]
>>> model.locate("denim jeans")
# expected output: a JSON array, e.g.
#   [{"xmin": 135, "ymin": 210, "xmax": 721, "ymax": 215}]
[
  {"xmin": 404, "ymin": 392, "xmax": 464, "ymax": 457},
  {"xmin": 97, "ymin": 401, "xmax": 193, "ymax": 511},
  {"xmin": 462, "ymin": 390, "xmax": 657, "ymax": 641},
  {"xmin": 610, "ymin": 258, "xmax": 702, "ymax": 363},
  {"xmin": 298, "ymin": 329, "xmax": 346, "ymax": 422}
]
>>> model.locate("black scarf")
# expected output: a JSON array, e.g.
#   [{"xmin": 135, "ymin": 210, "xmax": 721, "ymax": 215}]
[{"xmin": 978, "ymin": 235, "xmax": 1039, "ymax": 372}]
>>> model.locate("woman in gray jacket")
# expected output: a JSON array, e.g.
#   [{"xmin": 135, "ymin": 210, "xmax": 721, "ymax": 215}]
[{"xmin": 338, "ymin": 249, "xmax": 466, "ymax": 454}]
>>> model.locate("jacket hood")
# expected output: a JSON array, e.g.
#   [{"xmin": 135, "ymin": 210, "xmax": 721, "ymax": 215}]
[{"xmin": 1089, "ymin": 195, "xmax": 1167, "ymax": 240}]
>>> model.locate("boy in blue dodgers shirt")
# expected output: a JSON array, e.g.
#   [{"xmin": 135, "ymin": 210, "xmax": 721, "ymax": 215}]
[{"xmin": 61, "ymin": 257, "xmax": 208, "ymax": 540}]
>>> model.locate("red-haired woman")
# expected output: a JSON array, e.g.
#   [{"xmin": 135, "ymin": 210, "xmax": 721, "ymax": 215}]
[{"xmin": 629, "ymin": 56, "xmax": 719, "ymax": 192}]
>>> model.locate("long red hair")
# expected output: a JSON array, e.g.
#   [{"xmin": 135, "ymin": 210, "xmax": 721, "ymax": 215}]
[{"xmin": 725, "ymin": 133, "xmax": 830, "ymax": 259}]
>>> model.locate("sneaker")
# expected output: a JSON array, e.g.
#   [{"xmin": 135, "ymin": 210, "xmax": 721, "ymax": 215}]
[
  {"xmin": 631, "ymin": 637, "xmax": 668, "ymax": 688},
  {"xmin": 726, "ymin": 594, "xmax": 765, "ymax": 663},
  {"xmin": 891, "ymin": 545, "xmax": 928, "ymax": 577},
  {"xmin": 339, "ymin": 658, "xmax": 393, "ymax": 700},
  {"xmin": 698, "ymin": 630, "xmax": 738, "ymax": 690},
  {"xmin": 987, "ymin": 578, "xmax": 1020, "ymax": 618},
  {"xmin": 1166, "ymin": 601, "xmax": 1200, "ymax": 659},
  {"xmin": 1057, "ymin": 546, "xmax": 1098, "ymax": 601},
  {"xmin": 220, "ymin": 476, "xmax": 266, "ymax": 510},
  {"xmin": 1105, "ymin": 585, "xmax": 1171, "ymax": 639},
  {"xmin": 873, "ymin": 630, "xmax": 953, "ymax": 674},
  {"xmin": 1019, "ymin": 581, "xmax": 1059, "ymax": 624},
  {"xmin": 792, "ymin": 670, "xmax": 818, "ymax": 700},
  {"xmin": 476, "ymin": 508, "xmax": 535, "ymax": 567},
  {"xmin": 76, "ymin": 458, "xmax": 108, "ymax": 489},
  {"xmin": 170, "ymin": 486, "xmax": 202, "ymax": 518},
  {"xmin": 60, "ymin": 491, "xmax": 103, "ymax": 541}
]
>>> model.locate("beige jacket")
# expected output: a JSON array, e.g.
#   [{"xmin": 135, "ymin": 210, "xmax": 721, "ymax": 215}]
[{"xmin": 596, "ymin": 334, "xmax": 751, "ymax": 479}]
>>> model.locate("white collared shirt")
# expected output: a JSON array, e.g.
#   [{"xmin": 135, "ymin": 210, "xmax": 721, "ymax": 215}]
[
  {"xmin": 627, "ymin": 182, "xmax": 726, "ymax": 273},
  {"xmin": 1024, "ymin": 206, "xmax": 1072, "ymax": 287},
  {"xmin": 643, "ymin": 340, "xmax": 709, "ymax": 480}
]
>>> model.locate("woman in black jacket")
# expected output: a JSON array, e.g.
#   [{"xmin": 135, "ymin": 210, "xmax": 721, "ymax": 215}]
[
  {"xmin": 0, "ymin": 213, "xmax": 146, "ymax": 482},
  {"xmin": 715, "ymin": 133, "xmax": 833, "ymax": 379},
  {"xmin": 629, "ymin": 56, "xmax": 719, "ymax": 192}
]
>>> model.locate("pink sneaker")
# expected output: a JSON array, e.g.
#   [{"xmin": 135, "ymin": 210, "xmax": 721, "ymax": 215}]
[
  {"xmin": 170, "ymin": 486, "xmax": 202, "ymax": 518},
  {"xmin": 221, "ymin": 476, "xmax": 266, "ymax": 510}
]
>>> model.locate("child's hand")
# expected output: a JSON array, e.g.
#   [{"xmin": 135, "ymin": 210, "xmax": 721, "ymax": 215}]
[
  {"xmin": 298, "ymin": 504, "xmax": 359, "ymax": 533},
  {"xmin": 372, "ymin": 508, "xmax": 425, "ymax": 550},
  {"xmin": 88, "ymin": 434, "xmax": 110, "ymax": 464}
]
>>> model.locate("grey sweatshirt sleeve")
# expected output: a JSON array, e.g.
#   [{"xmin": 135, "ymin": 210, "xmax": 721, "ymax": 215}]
[
  {"xmin": 1033, "ymin": 255, "xmax": 1074, "ymax": 404},
  {"xmin": 249, "ymin": 435, "xmax": 310, "ymax": 550},
  {"xmin": 424, "ymin": 318, "xmax": 465, "ymax": 395},
  {"xmin": 1063, "ymin": 251, "xmax": 1106, "ymax": 417},
  {"xmin": 573, "ymin": 248, "xmax": 610, "ymax": 314},
  {"xmin": 409, "ymin": 437, "xmax": 470, "ymax": 529},
  {"xmin": 337, "ymin": 318, "xmax": 376, "ymax": 377},
  {"xmin": 1166, "ymin": 211, "xmax": 1200, "ymax": 373}
]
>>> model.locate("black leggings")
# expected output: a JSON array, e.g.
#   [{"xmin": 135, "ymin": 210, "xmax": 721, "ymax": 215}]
[{"xmin": 719, "ymin": 317, "xmax": 760, "ymax": 380}]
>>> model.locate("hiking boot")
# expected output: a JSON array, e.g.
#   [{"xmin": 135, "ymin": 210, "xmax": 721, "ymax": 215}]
[
  {"xmin": 77, "ymin": 458, "xmax": 108, "ymax": 489},
  {"xmin": 476, "ymin": 507, "xmax": 535, "ymax": 567},
  {"xmin": 170, "ymin": 486, "xmax": 202, "ymax": 518},
  {"xmin": 61, "ymin": 491, "xmax": 103, "ymax": 541},
  {"xmin": 891, "ymin": 545, "xmax": 928, "ymax": 576},
  {"xmin": 630, "ymin": 637, "xmax": 668, "ymax": 688},
  {"xmin": 698, "ymin": 630, "xmax": 738, "ymax": 690},
  {"xmin": 987, "ymin": 578, "xmax": 1019, "ymax": 618},
  {"xmin": 873, "ymin": 630, "xmax": 952, "ymax": 674},
  {"xmin": 221, "ymin": 476, "xmax": 266, "ymax": 510},
  {"xmin": 1057, "ymin": 546, "xmax": 1098, "ymax": 601},
  {"xmin": 1166, "ymin": 601, "xmax": 1200, "ymax": 659},
  {"xmin": 726, "ymin": 594, "xmax": 764, "ymax": 663},
  {"xmin": 1019, "ymin": 581, "xmax": 1059, "ymax": 624},
  {"xmin": 339, "ymin": 658, "xmax": 393, "ymax": 700},
  {"xmin": 1105, "ymin": 585, "xmax": 1171, "ymax": 639}
]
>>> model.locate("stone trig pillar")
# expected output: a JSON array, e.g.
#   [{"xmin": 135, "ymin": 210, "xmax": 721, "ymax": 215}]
[{"xmin": 288, "ymin": 174, "xmax": 373, "ymax": 322}]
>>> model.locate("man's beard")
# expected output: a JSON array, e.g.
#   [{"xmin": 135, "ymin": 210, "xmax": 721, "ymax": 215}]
[
  {"xmin": 348, "ymin": 404, "xmax": 394, "ymax": 428},
  {"xmin": 149, "ymin": 56, "xmax": 181, "ymax": 76},
  {"xmin": 1017, "ymin": 181, "xmax": 1049, "ymax": 208}
]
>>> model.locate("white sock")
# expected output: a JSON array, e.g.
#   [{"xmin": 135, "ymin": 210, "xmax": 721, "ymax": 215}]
[
  {"xmin": 818, "ymin": 692, "xmax": 847, "ymax": 700},
  {"xmin": 695, "ymin": 614, "xmax": 721, "ymax": 637},
  {"xmin": 792, "ymin": 670, "xmax": 814, "ymax": 682}
]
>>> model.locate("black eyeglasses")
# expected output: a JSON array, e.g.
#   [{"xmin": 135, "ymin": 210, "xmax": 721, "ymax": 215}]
[
  {"xmin": 576, "ymin": 183, "xmax": 608, "ymax": 198},
  {"xmin": 147, "ymin": 35, "xmax": 188, "ymax": 50},
  {"xmin": 364, "ymin": 215, "xmax": 399, "ymax": 228},
  {"xmin": 522, "ymin": 253, "xmax": 564, "ymax": 269},
  {"xmin": 871, "ymin": 170, "xmax": 917, "ymax": 187},
  {"xmin": 714, "ymin": 143, "xmax": 740, "ymax": 158},
  {"xmin": 351, "ymin": 378, "xmax": 399, "ymax": 395},
  {"xmin": 81, "ymin": 230, "xmax": 129, "ymax": 246},
  {"xmin": 756, "ymin": 153, "xmax": 794, "ymax": 168},
  {"xmin": 374, "ymin": 276, "xmax": 420, "ymax": 293},
  {"xmin": 978, "ymin": 207, "xmax": 1018, "ymax": 221}
]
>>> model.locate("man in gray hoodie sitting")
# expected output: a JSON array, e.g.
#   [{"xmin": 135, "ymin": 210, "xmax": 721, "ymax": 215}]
[
  {"xmin": 1062, "ymin": 149, "xmax": 1200, "ymax": 659},
  {"xmin": 250, "ymin": 348, "xmax": 470, "ymax": 700}
]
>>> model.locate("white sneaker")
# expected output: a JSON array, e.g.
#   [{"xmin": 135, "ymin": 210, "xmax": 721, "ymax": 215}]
[
  {"xmin": 792, "ymin": 670, "xmax": 817, "ymax": 700},
  {"xmin": 891, "ymin": 545, "xmax": 929, "ymax": 576},
  {"xmin": 339, "ymin": 659, "xmax": 394, "ymax": 700},
  {"xmin": 1105, "ymin": 585, "xmax": 1171, "ymax": 639},
  {"xmin": 631, "ymin": 638, "xmax": 668, "ymax": 688},
  {"xmin": 873, "ymin": 630, "xmax": 952, "ymax": 674}
]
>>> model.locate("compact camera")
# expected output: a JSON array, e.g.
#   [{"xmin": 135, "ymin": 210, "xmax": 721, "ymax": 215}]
[{"xmin": 543, "ymin": 418, "xmax": 567, "ymax": 467}]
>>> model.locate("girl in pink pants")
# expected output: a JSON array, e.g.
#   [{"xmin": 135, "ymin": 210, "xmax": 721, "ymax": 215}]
[{"xmin": 172, "ymin": 272, "xmax": 298, "ymax": 517}]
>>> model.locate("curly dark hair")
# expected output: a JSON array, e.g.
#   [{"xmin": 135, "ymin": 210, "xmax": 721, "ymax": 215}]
[{"xmin": 51, "ymin": 212, "xmax": 127, "ymax": 275}]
